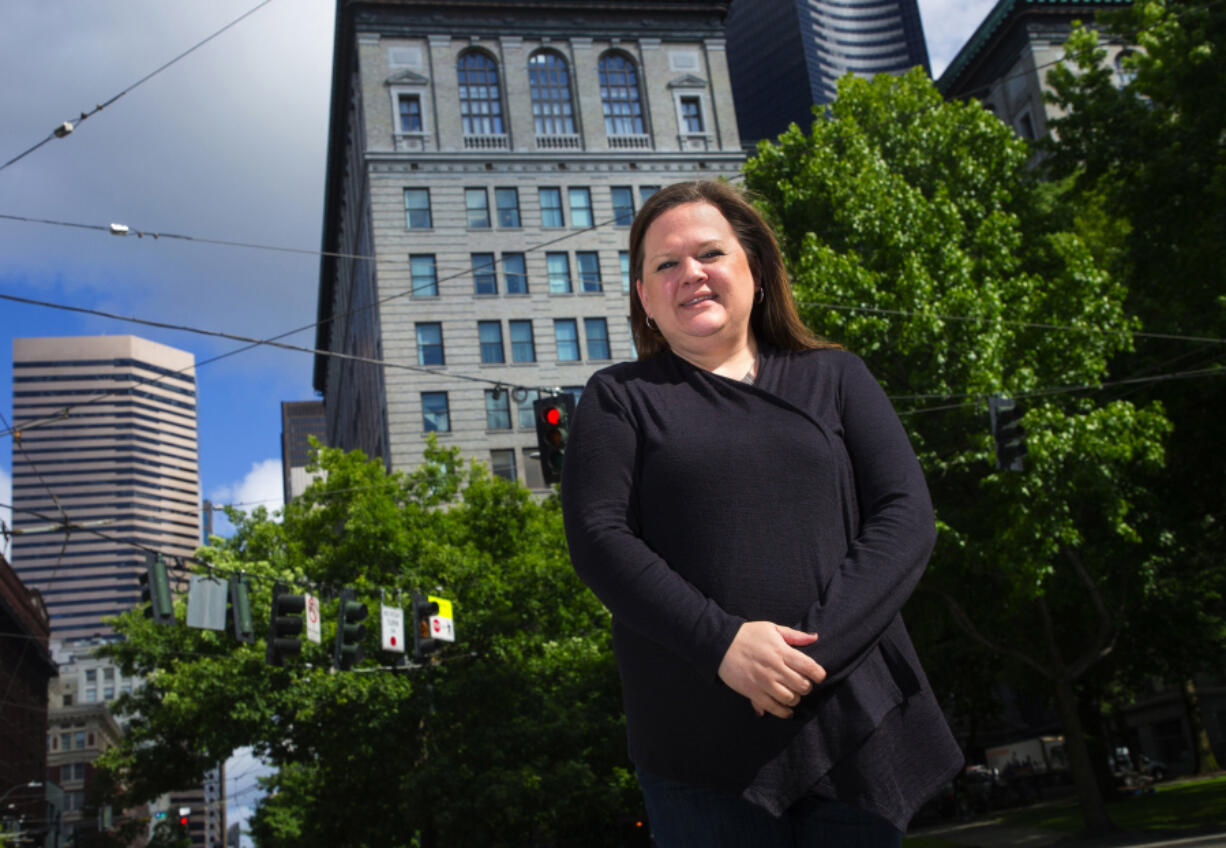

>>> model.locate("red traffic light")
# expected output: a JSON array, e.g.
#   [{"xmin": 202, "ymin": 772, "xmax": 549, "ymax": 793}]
[{"xmin": 541, "ymin": 405, "xmax": 562, "ymax": 426}]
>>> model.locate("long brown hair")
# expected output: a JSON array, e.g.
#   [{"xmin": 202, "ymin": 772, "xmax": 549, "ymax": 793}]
[{"xmin": 628, "ymin": 180, "xmax": 838, "ymax": 360}]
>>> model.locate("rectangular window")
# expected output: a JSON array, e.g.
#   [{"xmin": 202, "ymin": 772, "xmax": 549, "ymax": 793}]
[
  {"xmin": 577, "ymin": 251, "xmax": 602, "ymax": 292},
  {"xmin": 398, "ymin": 94, "xmax": 423, "ymax": 132},
  {"xmin": 620, "ymin": 251, "xmax": 631, "ymax": 293},
  {"xmin": 546, "ymin": 252, "xmax": 572, "ymax": 294},
  {"xmin": 104, "ymin": 686, "xmax": 115, "ymax": 700},
  {"xmin": 510, "ymin": 320, "xmax": 536, "ymax": 363},
  {"xmin": 490, "ymin": 448, "xmax": 517, "ymax": 481},
  {"xmin": 410, "ymin": 255, "xmax": 438, "ymax": 297},
  {"xmin": 680, "ymin": 96, "xmax": 704, "ymax": 132},
  {"xmin": 516, "ymin": 388, "xmax": 540, "ymax": 428},
  {"xmin": 404, "ymin": 188, "xmax": 432, "ymax": 228},
  {"xmin": 485, "ymin": 390, "xmax": 512, "ymax": 430},
  {"xmin": 85, "ymin": 669, "xmax": 96, "ymax": 683},
  {"xmin": 60, "ymin": 733, "xmax": 71, "ymax": 751},
  {"xmin": 472, "ymin": 253, "xmax": 498, "ymax": 295},
  {"xmin": 466, "ymin": 188, "xmax": 491, "ymax": 228},
  {"xmin": 85, "ymin": 689, "xmax": 96, "ymax": 703},
  {"xmin": 479, "ymin": 321, "xmax": 505, "ymax": 364},
  {"xmin": 416, "ymin": 323, "xmax": 444, "ymax": 366},
  {"xmin": 421, "ymin": 392, "xmax": 450, "ymax": 433},
  {"xmin": 503, "ymin": 252, "xmax": 528, "ymax": 294},
  {"xmin": 611, "ymin": 186, "xmax": 635, "ymax": 225},
  {"xmin": 74, "ymin": 731, "xmax": 86, "ymax": 749},
  {"xmin": 539, "ymin": 187, "xmax": 564, "ymax": 227},
  {"xmin": 640, "ymin": 185, "xmax": 659, "ymax": 202},
  {"xmin": 585, "ymin": 317, "xmax": 611, "ymax": 360},
  {"xmin": 569, "ymin": 187, "xmax": 593, "ymax": 227},
  {"xmin": 495, "ymin": 187, "xmax": 521, "ymax": 227},
  {"xmin": 522, "ymin": 447, "xmax": 545, "ymax": 489},
  {"xmin": 555, "ymin": 319, "xmax": 580, "ymax": 361}
]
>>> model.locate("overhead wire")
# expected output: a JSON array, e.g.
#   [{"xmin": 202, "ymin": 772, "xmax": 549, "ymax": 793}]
[{"xmin": 0, "ymin": 0, "xmax": 275, "ymax": 173}]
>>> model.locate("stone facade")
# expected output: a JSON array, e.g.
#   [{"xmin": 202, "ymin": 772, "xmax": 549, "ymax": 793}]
[
  {"xmin": 315, "ymin": 0, "xmax": 744, "ymax": 487},
  {"xmin": 936, "ymin": 0, "xmax": 1134, "ymax": 141}
]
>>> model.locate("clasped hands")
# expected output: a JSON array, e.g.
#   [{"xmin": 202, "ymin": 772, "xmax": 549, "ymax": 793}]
[{"xmin": 717, "ymin": 621, "xmax": 827, "ymax": 719}]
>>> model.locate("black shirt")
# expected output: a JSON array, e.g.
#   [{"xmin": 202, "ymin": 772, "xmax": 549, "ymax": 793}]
[{"xmin": 561, "ymin": 346, "xmax": 962, "ymax": 829}]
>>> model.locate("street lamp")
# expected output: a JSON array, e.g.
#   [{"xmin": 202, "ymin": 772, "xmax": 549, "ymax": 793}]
[{"xmin": 0, "ymin": 781, "xmax": 43, "ymax": 804}]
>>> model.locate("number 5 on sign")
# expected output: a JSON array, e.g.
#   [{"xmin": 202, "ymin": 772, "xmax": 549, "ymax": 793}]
[{"xmin": 428, "ymin": 596, "xmax": 455, "ymax": 642}]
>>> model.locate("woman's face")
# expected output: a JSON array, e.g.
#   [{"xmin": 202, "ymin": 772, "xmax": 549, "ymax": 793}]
[{"xmin": 635, "ymin": 201, "xmax": 758, "ymax": 356}]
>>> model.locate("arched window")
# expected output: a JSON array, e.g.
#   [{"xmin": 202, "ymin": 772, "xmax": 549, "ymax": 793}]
[
  {"xmin": 529, "ymin": 51, "xmax": 575, "ymax": 135},
  {"xmin": 457, "ymin": 51, "xmax": 504, "ymax": 135},
  {"xmin": 599, "ymin": 53, "xmax": 645, "ymax": 135}
]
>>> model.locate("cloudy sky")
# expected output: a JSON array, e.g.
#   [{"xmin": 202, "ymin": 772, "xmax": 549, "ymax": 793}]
[{"xmin": 0, "ymin": 0, "xmax": 992, "ymax": 838}]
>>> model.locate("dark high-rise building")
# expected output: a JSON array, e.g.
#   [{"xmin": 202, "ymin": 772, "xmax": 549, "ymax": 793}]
[
  {"xmin": 280, "ymin": 400, "xmax": 326, "ymax": 504},
  {"xmin": 724, "ymin": 0, "xmax": 931, "ymax": 142}
]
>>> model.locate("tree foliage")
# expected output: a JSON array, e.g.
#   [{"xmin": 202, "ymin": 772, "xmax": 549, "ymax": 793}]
[
  {"xmin": 95, "ymin": 440, "xmax": 639, "ymax": 847},
  {"xmin": 1043, "ymin": 0, "xmax": 1226, "ymax": 773},
  {"xmin": 745, "ymin": 68, "xmax": 1172, "ymax": 831}
]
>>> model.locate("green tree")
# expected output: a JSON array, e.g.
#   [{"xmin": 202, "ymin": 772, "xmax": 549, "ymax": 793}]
[
  {"xmin": 745, "ymin": 68, "xmax": 1171, "ymax": 833},
  {"xmin": 95, "ymin": 440, "xmax": 637, "ymax": 847},
  {"xmin": 1044, "ymin": 0, "xmax": 1226, "ymax": 775}
]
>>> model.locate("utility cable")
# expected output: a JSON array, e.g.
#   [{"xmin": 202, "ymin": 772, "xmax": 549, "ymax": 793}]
[{"xmin": 0, "ymin": 0, "xmax": 275, "ymax": 173}]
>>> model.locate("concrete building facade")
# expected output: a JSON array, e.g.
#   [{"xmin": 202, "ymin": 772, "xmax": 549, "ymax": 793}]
[
  {"xmin": 9, "ymin": 336, "xmax": 201, "ymax": 641},
  {"xmin": 314, "ymin": 0, "xmax": 744, "ymax": 487},
  {"xmin": 936, "ymin": 0, "xmax": 1133, "ymax": 141},
  {"xmin": 724, "ymin": 0, "xmax": 931, "ymax": 142}
]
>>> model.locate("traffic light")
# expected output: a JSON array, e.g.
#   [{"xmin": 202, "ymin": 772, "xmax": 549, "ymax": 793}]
[
  {"xmin": 266, "ymin": 582, "xmax": 306, "ymax": 666},
  {"xmin": 139, "ymin": 552, "xmax": 174, "ymax": 625},
  {"xmin": 412, "ymin": 593, "xmax": 441, "ymax": 661},
  {"xmin": 229, "ymin": 574, "xmax": 255, "ymax": 644},
  {"xmin": 989, "ymin": 395, "xmax": 1027, "ymax": 472},
  {"xmin": 533, "ymin": 393, "xmax": 576, "ymax": 484},
  {"xmin": 333, "ymin": 588, "xmax": 368, "ymax": 670}
]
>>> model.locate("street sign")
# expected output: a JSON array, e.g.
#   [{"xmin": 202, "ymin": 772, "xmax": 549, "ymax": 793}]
[
  {"xmin": 304, "ymin": 594, "xmax": 321, "ymax": 644},
  {"xmin": 381, "ymin": 605, "xmax": 405, "ymax": 652},
  {"xmin": 428, "ymin": 595, "xmax": 455, "ymax": 642}
]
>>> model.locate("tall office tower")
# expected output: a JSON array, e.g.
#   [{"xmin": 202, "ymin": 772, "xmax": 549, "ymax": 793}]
[
  {"xmin": 280, "ymin": 400, "xmax": 327, "ymax": 504},
  {"xmin": 723, "ymin": 0, "xmax": 931, "ymax": 142},
  {"xmin": 315, "ymin": 0, "xmax": 744, "ymax": 488},
  {"xmin": 10, "ymin": 336, "xmax": 201, "ymax": 641}
]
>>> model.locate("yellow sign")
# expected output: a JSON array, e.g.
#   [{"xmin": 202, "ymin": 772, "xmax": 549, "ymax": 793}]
[{"xmin": 427, "ymin": 596, "xmax": 455, "ymax": 642}]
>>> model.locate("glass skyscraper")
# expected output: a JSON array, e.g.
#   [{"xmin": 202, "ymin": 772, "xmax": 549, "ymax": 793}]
[{"xmin": 725, "ymin": 0, "xmax": 931, "ymax": 142}]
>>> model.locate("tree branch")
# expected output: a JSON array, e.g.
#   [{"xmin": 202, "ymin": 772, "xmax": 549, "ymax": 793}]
[
  {"xmin": 1064, "ymin": 547, "xmax": 1118, "ymax": 679},
  {"xmin": 919, "ymin": 584, "xmax": 1051, "ymax": 678}
]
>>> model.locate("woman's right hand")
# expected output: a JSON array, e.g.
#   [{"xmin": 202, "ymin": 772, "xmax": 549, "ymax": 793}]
[{"xmin": 716, "ymin": 622, "xmax": 827, "ymax": 719}]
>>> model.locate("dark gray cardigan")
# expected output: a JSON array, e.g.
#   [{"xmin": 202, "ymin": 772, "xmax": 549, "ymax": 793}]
[{"xmin": 560, "ymin": 347, "xmax": 963, "ymax": 830}]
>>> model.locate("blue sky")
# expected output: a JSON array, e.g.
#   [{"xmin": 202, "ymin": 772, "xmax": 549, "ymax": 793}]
[{"xmin": 1, "ymin": 0, "xmax": 994, "ymax": 839}]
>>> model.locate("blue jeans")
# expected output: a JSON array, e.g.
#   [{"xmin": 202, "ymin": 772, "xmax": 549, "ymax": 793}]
[{"xmin": 637, "ymin": 769, "xmax": 902, "ymax": 848}]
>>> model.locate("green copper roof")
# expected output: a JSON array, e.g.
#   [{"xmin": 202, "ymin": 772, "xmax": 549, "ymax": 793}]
[{"xmin": 936, "ymin": 0, "xmax": 1132, "ymax": 95}]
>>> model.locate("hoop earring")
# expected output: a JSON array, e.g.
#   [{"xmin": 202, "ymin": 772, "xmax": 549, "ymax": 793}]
[
  {"xmin": 755, "ymin": 288, "xmax": 765, "ymax": 304},
  {"xmin": 645, "ymin": 316, "xmax": 656, "ymax": 330}
]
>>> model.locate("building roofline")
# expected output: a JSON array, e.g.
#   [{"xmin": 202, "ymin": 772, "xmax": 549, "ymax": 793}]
[{"xmin": 935, "ymin": 0, "xmax": 1131, "ymax": 96}]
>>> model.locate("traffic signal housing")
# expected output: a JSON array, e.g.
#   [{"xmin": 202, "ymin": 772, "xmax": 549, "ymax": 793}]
[
  {"xmin": 333, "ymin": 588, "xmax": 368, "ymax": 670},
  {"xmin": 139, "ymin": 552, "xmax": 174, "ymax": 625},
  {"xmin": 266, "ymin": 582, "xmax": 306, "ymax": 666},
  {"xmin": 412, "ymin": 593, "xmax": 441, "ymax": 661},
  {"xmin": 533, "ymin": 393, "xmax": 576, "ymax": 485},
  {"xmin": 229, "ymin": 574, "xmax": 256, "ymax": 644},
  {"xmin": 989, "ymin": 395, "xmax": 1027, "ymax": 472}
]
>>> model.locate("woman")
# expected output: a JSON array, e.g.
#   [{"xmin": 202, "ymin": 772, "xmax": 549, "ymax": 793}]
[{"xmin": 560, "ymin": 181, "xmax": 962, "ymax": 846}]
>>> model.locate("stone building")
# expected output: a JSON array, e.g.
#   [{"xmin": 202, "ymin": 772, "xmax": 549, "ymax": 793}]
[
  {"xmin": 936, "ymin": 0, "xmax": 1133, "ymax": 140},
  {"xmin": 314, "ymin": 0, "xmax": 744, "ymax": 486}
]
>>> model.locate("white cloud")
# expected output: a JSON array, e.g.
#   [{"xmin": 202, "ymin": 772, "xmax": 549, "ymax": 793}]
[
  {"xmin": 918, "ymin": 0, "xmax": 999, "ymax": 79},
  {"xmin": 0, "ymin": 466, "xmax": 11, "ymax": 558},
  {"xmin": 208, "ymin": 458, "xmax": 284, "ymax": 538}
]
